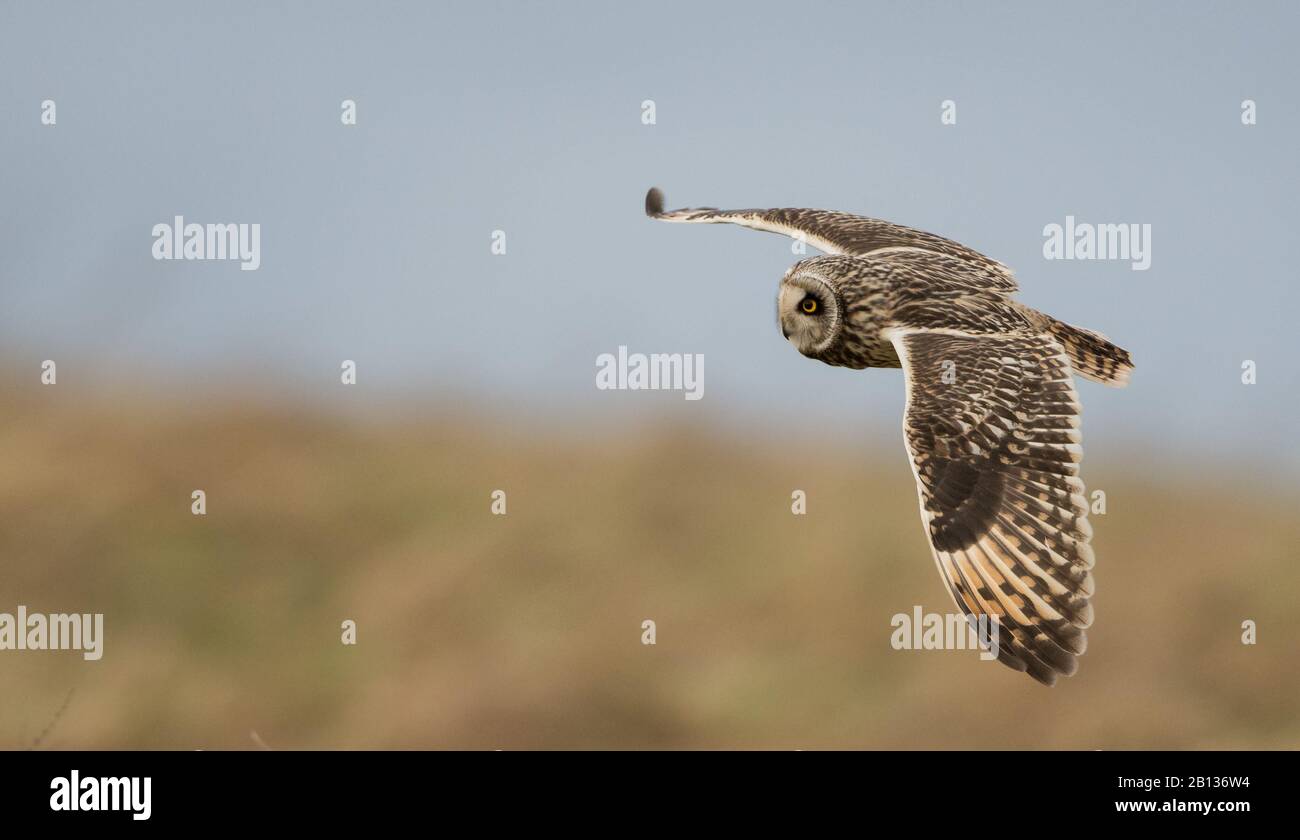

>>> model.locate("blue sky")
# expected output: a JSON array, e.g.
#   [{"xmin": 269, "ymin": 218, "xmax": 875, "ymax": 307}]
[{"xmin": 2, "ymin": 1, "xmax": 1297, "ymax": 474}]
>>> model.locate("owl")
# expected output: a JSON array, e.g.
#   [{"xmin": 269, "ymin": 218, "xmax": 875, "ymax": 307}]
[{"xmin": 647, "ymin": 187, "xmax": 1133, "ymax": 686}]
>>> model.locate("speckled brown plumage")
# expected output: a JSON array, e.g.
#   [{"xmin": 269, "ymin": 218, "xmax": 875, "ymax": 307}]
[{"xmin": 647, "ymin": 187, "xmax": 1134, "ymax": 686}]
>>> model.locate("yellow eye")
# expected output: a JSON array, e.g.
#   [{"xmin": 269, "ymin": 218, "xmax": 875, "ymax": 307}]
[{"xmin": 800, "ymin": 297, "xmax": 819, "ymax": 314}]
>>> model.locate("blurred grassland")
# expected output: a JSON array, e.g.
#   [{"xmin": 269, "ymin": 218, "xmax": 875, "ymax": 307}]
[{"xmin": 0, "ymin": 383, "xmax": 1297, "ymax": 749}]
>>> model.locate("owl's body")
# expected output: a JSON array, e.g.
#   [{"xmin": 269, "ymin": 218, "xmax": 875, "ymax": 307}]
[
  {"xmin": 647, "ymin": 188, "xmax": 1133, "ymax": 686},
  {"xmin": 780, "ymin": 253, "xmax": 1038, "ymax": 369}
]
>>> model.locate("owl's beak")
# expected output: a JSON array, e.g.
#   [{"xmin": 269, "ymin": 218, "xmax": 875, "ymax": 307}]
[{"xmin": 781, "ymin": 326, "xmax": 791, "ymax": 339}]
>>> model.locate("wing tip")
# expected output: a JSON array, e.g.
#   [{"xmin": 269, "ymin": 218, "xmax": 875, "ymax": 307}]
[{"xmin": 645, "ymin": 186, "xmax": 665, "ymax": 217}]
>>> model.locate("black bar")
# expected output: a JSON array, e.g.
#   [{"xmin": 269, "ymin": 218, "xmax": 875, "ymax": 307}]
[{"xmin": 3, "ymin": 750, "xmax": 1282, "ymax": 825}]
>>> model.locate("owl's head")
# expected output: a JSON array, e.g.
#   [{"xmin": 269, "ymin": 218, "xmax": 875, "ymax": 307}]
[{"xmin": 777, "ymin": 257, "xmax": 847, "ymax": 359}]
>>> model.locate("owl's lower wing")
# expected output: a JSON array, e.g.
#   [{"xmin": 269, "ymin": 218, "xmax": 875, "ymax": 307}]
[
  {"xmin": 890, "ymin": 328, "xmax": 1096, "ymax": 686},
  {"xmin": 645, "ymin": 187, "xmax": 1016, "ymax": 290}
]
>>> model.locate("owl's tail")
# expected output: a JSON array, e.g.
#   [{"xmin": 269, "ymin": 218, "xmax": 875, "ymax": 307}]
[{"xmin": 1044, "ymin": 318, "xmax": 1134, "ymax": 387}]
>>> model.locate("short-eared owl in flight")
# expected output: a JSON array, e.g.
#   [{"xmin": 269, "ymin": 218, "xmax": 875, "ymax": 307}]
[{"xmin": 646, "ymin": 187, "xmax": 1133, "ymax": 686}]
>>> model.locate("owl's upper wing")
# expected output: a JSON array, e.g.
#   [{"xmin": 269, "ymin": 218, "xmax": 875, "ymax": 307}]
[
  {"xmin": 889, "ymin": 327, "xmax": 1095, "ymax": 685},
  {"xmin": 646, "ymin": 187, "xmax": 1016, "ymax": 291}
]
